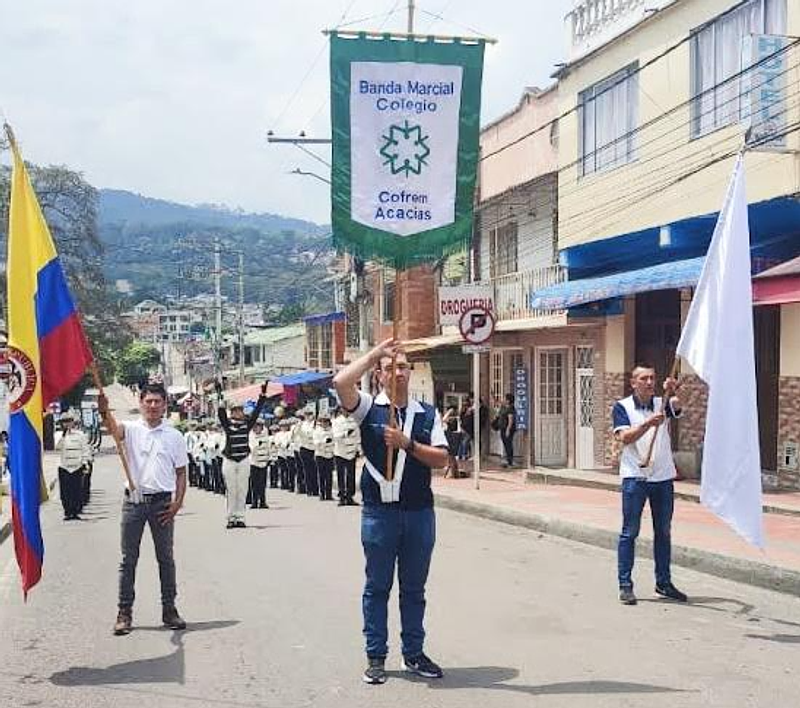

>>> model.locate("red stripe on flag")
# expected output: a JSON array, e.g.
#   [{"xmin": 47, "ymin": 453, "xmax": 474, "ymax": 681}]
[
  {"xmin": 12, "ymin": 500, "xmax": 42, "ymax": 598},
  {"xmin": 39, "ymin": 312, "xmax": 93, "ymax": 406}
]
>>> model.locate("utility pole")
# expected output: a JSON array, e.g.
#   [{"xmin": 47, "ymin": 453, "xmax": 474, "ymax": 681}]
[
  {"xmin": 238, "ymin": 250, "xmax": 245, "ymax": 386},
  {"xmin": 407, "ymin": 0, "xmax": 415, "ymax": 33},
  {"xmin": 214, "ymin": 238, "xmax": 223, "ymax": 383}
]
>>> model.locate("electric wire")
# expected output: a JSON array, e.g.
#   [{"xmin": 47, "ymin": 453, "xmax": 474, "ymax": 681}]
[
  {"xmin": 557, "ymin": 94, "xmax": 800, "ymax": 233},
  {"xmin": 555, "ymin": 61, "xmax": 800, "ymax": 207},
  {"xmin": 270, "ymin": 0, "xmax": 360, "ymax": 132},
  {"xmin": 479, "ymin": 4, "xmax": 797, "ymax": 165}
]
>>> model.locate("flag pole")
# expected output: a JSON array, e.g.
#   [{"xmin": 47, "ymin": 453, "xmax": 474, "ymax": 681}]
[
  {"xmin": 640, "ymin": 358, "xmax": 681, "ymax": 469},
  {"xmin": 89, "ymin": 362, "xmax": 136, "ymax": 492},
  {"xmin": 386, "ymin": 267, "xmax": 401, "ymax": 481}
]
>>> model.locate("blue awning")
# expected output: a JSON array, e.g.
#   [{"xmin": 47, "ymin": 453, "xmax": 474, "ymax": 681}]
[
  {"xmin": 273, "ymin": 371, "xmax": 333, "ymax": 386},
  {"xmin": 530, "ymin": 257, "xmax": 705, "ymax": 310},
  {"xmin": 304, "ymin": 311, "xmax": 345, "ymax": 326}
]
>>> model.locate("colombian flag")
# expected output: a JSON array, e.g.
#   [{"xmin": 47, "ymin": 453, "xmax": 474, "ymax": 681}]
[{"xmin": 6, "ymin": 127, "xmax": 93, "ymax": 596}]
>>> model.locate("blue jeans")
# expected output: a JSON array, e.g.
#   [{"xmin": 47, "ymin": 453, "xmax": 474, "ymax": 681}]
[
  {"xmin": 361, "ymin": 505, "xmax": 436, "ymax": 658},
  {"xmin": 617, "ymin": 478, "xmax": 674, "ymax": 589}
]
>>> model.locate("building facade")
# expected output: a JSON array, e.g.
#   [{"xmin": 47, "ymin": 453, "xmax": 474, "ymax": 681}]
[{"xmin": 551, "ymin": 0, "xmax": 800, "ymax": 486}]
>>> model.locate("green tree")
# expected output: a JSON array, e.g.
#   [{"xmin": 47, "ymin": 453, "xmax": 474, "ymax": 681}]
[
  {"xmin": 0, "ymin": 155, "xmax": 135, "ymax": 403},
  {"xmin": 116, "ymin": 341, "xmax": 162, "ymax": 386}
]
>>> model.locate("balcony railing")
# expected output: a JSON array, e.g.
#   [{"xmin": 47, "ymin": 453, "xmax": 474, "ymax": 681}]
[
  {"xmin": 567, "ymin": 0, "xmax": 673, "ymax": 60},
  {"xmin": 481, "ymin": 265, "xmax": 567, "ymax": 321}
]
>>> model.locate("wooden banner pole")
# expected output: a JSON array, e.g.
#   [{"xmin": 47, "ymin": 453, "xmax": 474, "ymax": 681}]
[
  {"xmin": 640, "ymin": 358, "xmax": 681, "ymax": 469},
  {"xmin": 386, "ymin": 268, "xmax": 401, "ymax": 481},
  {"xmin": 90, "ymin": 362, "xmax": 136, "ymax": 491}
]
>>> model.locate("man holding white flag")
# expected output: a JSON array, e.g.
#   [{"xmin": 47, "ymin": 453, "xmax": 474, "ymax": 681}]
[{"xmin": 676, "ymin": 153, "xmax": 764, "ymax": 549}]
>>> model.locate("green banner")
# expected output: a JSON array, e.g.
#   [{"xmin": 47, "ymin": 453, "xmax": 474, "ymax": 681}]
[{"xmin": 330, "ymin": 33, "xmax": 485, "ymax": 268}]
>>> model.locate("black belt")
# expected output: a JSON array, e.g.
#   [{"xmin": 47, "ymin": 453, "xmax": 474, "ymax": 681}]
[{"xmin": 125, "ymin": 490, "xmax": 172, "ymax": 502}]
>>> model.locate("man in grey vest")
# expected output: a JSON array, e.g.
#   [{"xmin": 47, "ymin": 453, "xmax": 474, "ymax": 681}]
[{"xmin": 334, "ymin": 338, "xmax": 448, "ymax": 686}]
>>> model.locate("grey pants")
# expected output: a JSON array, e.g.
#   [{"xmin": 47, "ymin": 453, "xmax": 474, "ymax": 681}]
[{"xmin": 118, "ymin": 493, "xmax": 177, "ymax": 610}]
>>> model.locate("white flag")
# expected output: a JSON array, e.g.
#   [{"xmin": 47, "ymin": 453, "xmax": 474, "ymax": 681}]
[{"xmin": 676, "ymin": 154, "xmax": 764, "ymax": 548}]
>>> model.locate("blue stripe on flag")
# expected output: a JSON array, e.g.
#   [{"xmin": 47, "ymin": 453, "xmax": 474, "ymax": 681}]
[
  {"xmin": 8, "ymin": 412, "xmax": 44, "ymax": 563},
  {"xmin": 35, "ymin": 258, "xmax": 77, "ymax": 340}
]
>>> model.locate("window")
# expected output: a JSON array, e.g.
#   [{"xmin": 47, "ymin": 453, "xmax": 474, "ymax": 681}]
[
  {"xmin": 307, "ymin": 326, "xmax": 320, "ymax": 369},
  {"xmin": 579, "ymin": 64, "xmax": 638, "ymax": 175},
  {"xmin": 382, "ymin": 268, "xmax": 396, "ymax": 324},
  {"xmin": 489, "ymin": 222, "xmax": 518, "ymax": 279},
  {"xmin": 691, "ymin": 0, "xmax": 786, "ymax": 137},
  {"xmin": 491, "ymin": 351, "xmax": 503, "ymax": 405},
  {"xmin": 319, "ymin": 323, "xmax": 333, "ymax": 370}
]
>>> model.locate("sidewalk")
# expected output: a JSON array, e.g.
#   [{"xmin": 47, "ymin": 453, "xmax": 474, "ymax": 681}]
[
  {"xmin": 0, "ymin": 452, "xmax": 61, "ymax": 545},
  {"xmin": 432, "ymin": 466, "xmax": 800, "ymax": 596}
]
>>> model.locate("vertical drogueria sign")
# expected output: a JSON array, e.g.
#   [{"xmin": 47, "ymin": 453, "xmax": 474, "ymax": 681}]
[{"xmin": 330, "ymin": 33, "xmax": 485, "ymax": 267}]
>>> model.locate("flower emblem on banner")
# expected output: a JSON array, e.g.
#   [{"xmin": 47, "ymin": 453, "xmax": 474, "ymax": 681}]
[{"xmin": 379, "ymin": 120, "xmax": 431, "ymax": 176}]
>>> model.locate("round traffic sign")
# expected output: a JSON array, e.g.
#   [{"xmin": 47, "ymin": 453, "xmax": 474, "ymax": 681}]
[{"xmin": 458, "ymin": 305, "xmax": 495, "ymax": 344}]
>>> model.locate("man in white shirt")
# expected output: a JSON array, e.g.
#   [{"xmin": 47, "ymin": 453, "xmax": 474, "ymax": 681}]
[
  {"xmin": 612, "ymin": 364, "xmax": 687, "ymax": 606},
  {"xmin": 314, "ymin": 414, "xmax": 335, "ymax": 501},
  {"xmin": 249, "ymin": 419, "xmax": 271, "ymax": 509},
  {"xmin": 55, "ymin": 411, "xmax": 90, "ymax": 521},
  {"xmin": 99, "ymin": 382, "xmax": 189, "ymax": 636},
  {"xmin": 333, "ymin": 407, "xmax": 361, "ymax": 506}
]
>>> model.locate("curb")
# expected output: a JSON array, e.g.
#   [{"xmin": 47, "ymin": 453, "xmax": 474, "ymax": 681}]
[
  {"xmin": 0, "ymin": 475, "xmax": 59, "ymax": 547},
  {"xmin": 435, "ymin": 492, "xmax": 800, "ymax": 597},
  {"xmin": 525, "ymin": 470, "xmax": 800, "ymax": 519}
]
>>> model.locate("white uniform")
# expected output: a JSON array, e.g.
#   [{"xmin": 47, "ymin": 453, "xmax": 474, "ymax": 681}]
[
  {"xmin": 333, "ymin": 414, "xmax": 361, "ymax": 460},
  {"xmin": 250, "ymin": 430, "xmax": 271, "ymax": 468},
  {"xmin": 314, "ymin": 427, "xmax": 335, "ymax": 458}
]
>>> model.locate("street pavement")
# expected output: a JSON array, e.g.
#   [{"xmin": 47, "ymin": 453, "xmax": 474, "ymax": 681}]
[{"xmin": 1, "ymin": 452, "xmax": 799, "ymax": 708}]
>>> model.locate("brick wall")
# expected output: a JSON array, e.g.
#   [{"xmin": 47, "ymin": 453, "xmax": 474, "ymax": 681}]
[
  {"xmin": 333, "ymin": 320, "xmax": 346, "ymax": 365},
  {"xmin": 778, "ymin": 376, "xmax": 800, "ymax": 489},
  {"xmin": 675, "ymin": 374, "xmax": 709, "ymax": 452},
  {"xmin": 602, "ymin": 372, "xmax": 625, "ymax": 467}
]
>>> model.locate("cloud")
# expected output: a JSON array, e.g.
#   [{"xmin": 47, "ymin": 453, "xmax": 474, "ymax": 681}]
[{"xmin": 1, "ymin": 0, "xmax": 569, "ymax": 223}]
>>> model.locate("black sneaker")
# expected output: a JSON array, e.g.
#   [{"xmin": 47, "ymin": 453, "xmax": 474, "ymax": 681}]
[
  {"xmin": 619, "ymin": 587, "xmax": 638, "ymax": 605},
  {"xmin": 655, "ymin": 583, "xmax": 688, "ymax": 602},
  {"xmin": 403, "ymin": 652, "xmax": 443, "ymax": 679},
  {"xmin": 363, "ymin": 656, "xmax": 387, "ymax": 685}
]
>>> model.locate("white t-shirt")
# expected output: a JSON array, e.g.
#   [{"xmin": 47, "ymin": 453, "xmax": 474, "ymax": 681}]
[{"xmin": 123, "ymin": 419, "xmax": 189, "ymax": 493}]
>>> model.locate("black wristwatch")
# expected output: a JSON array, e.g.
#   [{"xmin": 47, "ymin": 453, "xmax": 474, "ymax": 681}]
[{"xmin": 406, "ymin": 438, "xmax": 416, "ymax": 455}]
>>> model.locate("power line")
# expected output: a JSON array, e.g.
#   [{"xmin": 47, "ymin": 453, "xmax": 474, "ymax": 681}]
[
  {"xmin": 556, "ymin": 60, "xmax": 800, "ymax": 205},
  {"xmin": 479, "ymin": 3, "xmax": 796, "ymax": 165},
  {"xmin": 558, "ymin": 120, "xmax": 800, "ymax": 244},
  {"xmin": 270, "ymin": 0, "xmax": 360, "ymax": 132}
]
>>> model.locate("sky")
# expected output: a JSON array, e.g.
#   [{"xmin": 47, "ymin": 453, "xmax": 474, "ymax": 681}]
[{"xmin": 0, "ymin": 1, "xmax": 572, "ymax": 224}]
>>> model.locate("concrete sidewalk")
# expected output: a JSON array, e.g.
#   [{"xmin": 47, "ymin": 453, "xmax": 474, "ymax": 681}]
[
  {"xmin": 433, "ymin": 468, "xmax": 800, "ymax": 596},
  {"xmin": 525, "ymin": 466, "xmax": 800, "ymax": 517}
]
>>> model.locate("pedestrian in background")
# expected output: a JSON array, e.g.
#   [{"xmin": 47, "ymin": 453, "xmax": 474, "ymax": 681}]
[
  {"xmin": 99, "ymin": 383, "xmax": 188, "ymax": 636},
  {"xmin": 314, "ymin": 414, "xmax": 335, "ymax": 501},
  {"xmin": 249, "ymin": 419, "xmax": 270, "ymax": 509},
  {"xmin": 498, "ymin": 393, "xmax": 516, "ymax": 468},
  {"xmin": 333, "ymin": 406, "xmax": 360, "ymax": 506},
  {"xmin": 298, "ymin": 410, "xmax": 317, "ymax": 497},
  {"xmin": 442, "ymin": 405, "xmax": 461, "ymax": 478},
  {"xmin": 55, "ymin": 411, "xmax": 89, "ymax": 521},
  {"xmin": 216, "ymin": 381, "xmax": 267, "ymax": 529}
]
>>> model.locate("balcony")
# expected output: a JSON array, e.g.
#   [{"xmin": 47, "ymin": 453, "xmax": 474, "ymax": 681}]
[
  {"xmin": 483, "ymin": 265, "xmax": 567, "ymax": 322},
  {"xmin": 567, "ymin": 0, "xmax": 675, "ymax": 62}
]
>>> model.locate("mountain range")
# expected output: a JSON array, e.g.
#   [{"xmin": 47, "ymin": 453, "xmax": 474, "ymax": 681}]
[{"xmin": 98, "ymin": 189, "xmax": 335, "ymax": 315}]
